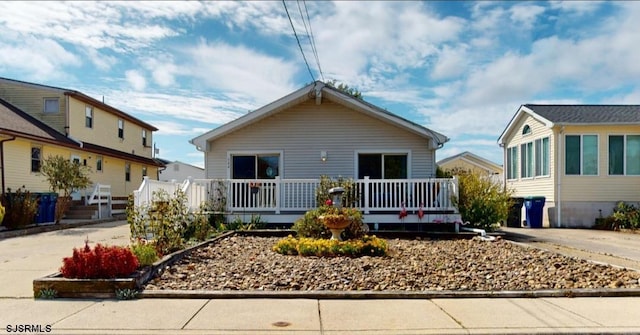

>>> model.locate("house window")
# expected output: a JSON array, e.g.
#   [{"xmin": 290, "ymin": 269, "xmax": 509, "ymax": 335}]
[
  {"xmin": 534, "ymin": 137, "xmax": 550, "ymax": 176},
  {"xmin": 96, "ymin": 156, "xmax": 103, "ymax": 172},
  {"xmin": 31, "ymin": 146, "xmax": 42, "ymax": 172},
  {"xmin": 520, "ymin": 142, "xmax": 533, "ymax": 178},
  {"xmin": 118, "ymin": 119, "xmax": 124, "ymax": 139},
  {"xmin": 609, "ymin": 135, "xmax": 640, "ymax": 175},
  {"xmin": 142, "ymin": 129, "xmax": 147, "ymax": 147},
  {"xmin": 85, "ymin": 106, "xmax": 93, "ymax": 128},
  {"xmin": 142, "ymin": 166, "xmax": 147, "ymax": 178},
  {"xmin": 44, "ymin": 98, "xmax": 59, "ymax": 113},
  {"xmin": 125, "ymin": 162, "xmax": 131, "ymax": 182},
  {"xmin": 506, "ymin": 146, "xmax": 518, "ymax": 180},
  {"xmin": 232, "ymin": 154, "xmax": 279, "ymax": 179},
  {"xmin": 357, "ymin": 153, "xmax": 407, "ymax": 179},
  {"xmin": 522, "ymin": 125, "xmax": 531, "ymax": 135},
  {"xmin": 566, "ymin": 135, "xmax": 598, "ymax": 175}
]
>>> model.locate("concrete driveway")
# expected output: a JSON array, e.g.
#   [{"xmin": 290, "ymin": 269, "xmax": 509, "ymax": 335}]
[{"xmin": 501, "ymin": 226, "xmax": 640, "ymax": 270}]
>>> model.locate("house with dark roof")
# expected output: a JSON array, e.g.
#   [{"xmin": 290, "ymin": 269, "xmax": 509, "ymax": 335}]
[
  {"xmin": 498, "ymin": 104, "xmax": 640, "ymax": 228},
  {"xmin": 0, "ymin": 77, "xmax": 163, "ymax": 220},
  {"xmin": 186, "ymin": 81, "xmax": 459, "ymax": 226}
]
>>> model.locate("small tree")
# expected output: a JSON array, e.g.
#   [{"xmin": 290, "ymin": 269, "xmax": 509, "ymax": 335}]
[
  {"xmin": 326, "ymin": 79, "xmax": 363, "ymax": 99},
  {"xmin": 40, "ymin": 155, "xmax": 92, "ymax": 223},
  {"xmin": 452, "ymin": 169, "xmax": 512, "ymax": 232}
]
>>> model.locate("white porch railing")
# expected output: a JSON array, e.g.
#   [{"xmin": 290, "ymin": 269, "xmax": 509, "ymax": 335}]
[
  {"xmin": 133, "ymin": 176, "xmax": 458, "ymax": 215},
  {"xmin": 84, "ymin": 184, "xmax": 112, "ymax": 219}
]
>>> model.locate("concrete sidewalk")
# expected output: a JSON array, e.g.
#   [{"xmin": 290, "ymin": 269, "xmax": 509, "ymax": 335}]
[{"xmin": 1, "ymin": 221, "xmax": 640, "ymax": 334}]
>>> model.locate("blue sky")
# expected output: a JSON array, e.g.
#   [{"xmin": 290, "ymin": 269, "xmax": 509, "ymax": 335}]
[{"xmin": 1, "ymin": 1, "xmax": 639, "ymax": 169}]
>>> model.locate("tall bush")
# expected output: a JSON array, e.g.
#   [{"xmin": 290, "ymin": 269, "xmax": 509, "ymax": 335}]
[
  {"xmin": 1, "ymin": 186, "xmax": 38, "ymax": 229},
  {"xmin": 452, "ymin": 170, "xmax": 512, "ymax": 231},
  {"xmin": 40, "ymin": 155, "xmax": 92, "ymax": 223}
]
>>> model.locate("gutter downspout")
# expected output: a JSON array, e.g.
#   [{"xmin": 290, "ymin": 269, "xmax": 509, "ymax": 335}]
[
  {"xmin": 557, "ymin": 126, "xmax": 564, "ymax": 228},
  {"xmin": 0, "ymin": 136, "xmax": 17, "ymax": 195}
]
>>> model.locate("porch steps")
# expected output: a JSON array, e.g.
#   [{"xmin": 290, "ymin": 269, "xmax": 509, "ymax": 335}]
[{"xmin": 64, "ymin": 201, "xmax": 98, "ymax": 220}]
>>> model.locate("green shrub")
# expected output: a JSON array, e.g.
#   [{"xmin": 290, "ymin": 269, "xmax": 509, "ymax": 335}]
[
  {"xmin": 273, "ymin": 235, "xmax": 388, "ymax": 257},
  {"xmin": 452, "ymin": 170, "xmax": 512, "ymax": 232},
  {"xmin": 1, "ymin": 186, "xmax": 38, "ymax": 230},
  {"xmin": 130, "ymin": 242, "xmax": 159, "ymax": 266},
  {"xmin": 611, "ymin": 201, "xmax": 640, "ymax": 230},
  {"xmin": 293, "ymin": 206, "xmax": 365, "ymax": 240}
]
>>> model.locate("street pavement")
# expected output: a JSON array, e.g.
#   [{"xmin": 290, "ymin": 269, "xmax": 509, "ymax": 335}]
[{"xmin": 1, "ymin": 221, "xmax": 640, "ymax": 334}]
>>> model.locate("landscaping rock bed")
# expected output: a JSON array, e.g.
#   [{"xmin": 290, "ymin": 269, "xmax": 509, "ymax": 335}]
[{"xmin": 144, "ymin": 236, "xmax": 640, "ymax": 292}]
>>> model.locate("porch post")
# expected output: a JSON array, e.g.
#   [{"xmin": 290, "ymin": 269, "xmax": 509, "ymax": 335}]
[
  {"xmin": 364, "ymin": 176, "xmax": 370, "ymax": 214},
  {"xmin": 275, "ymin": 176, "xmax": 281, "ymax": 214}
]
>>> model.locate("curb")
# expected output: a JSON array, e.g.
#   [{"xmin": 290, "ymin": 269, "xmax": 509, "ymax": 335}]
[
  {"xmin": 139, "ymin": 287, "xmax": 640, "ymax": 299},
  {"xmin": 0, "ymin": 217, "xmax": 122, "ymax": 239}
]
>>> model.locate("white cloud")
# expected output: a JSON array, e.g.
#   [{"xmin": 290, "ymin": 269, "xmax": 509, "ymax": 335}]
[
  {"xmin": 0, "ymin": 37, "xmax": 79, "ymax": 80},
  {"xmin": 431, "ymin": 45, "xmax": 469, "ymax": 80},
  {"xmin": 549, "ymin": 1, "xmax": 605, "ymax": 15},
  {"xmin": 125, "ymin": 70, "xmax": 147, "ymax": 91},
  {"xmin": 509, "ymin": 4, "xmax": 546, "ymax": 29}
]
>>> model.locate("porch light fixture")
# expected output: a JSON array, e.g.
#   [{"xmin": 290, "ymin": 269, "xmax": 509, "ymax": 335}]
[{"xmin": 321, "ymin": 151, "xmax": 327, "ymax": 162}]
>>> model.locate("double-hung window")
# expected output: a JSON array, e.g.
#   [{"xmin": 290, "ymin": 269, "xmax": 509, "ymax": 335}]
[
  {"xmin": 125, "ymin": 162, "xmax": 131, "ymax": 182},
  {"xmin": 44, "ymin": 98, "xmax": 59, "ymax": 113},
  {"xmin": 609, "ymin": 135, "xmax": 640, "ymax": 175},
  {"xmin": 85, "ymin": 106, "xmax": 93, "ymax": 128},
  {"xmin": 142, "ymin": 129, "xmax": 147, "ymax": 147},
  {"xmin": 31, "ymin": 146, "xmax": 42, "ymax": 172},
  {"xmin": 534, "ymin": 137, "xmax": 549, "ymax": 176},
  {"xmin": 96, "ymin": 156, "xmax": 103, "ymax": 172},
  {"xmin": 520, "ymin": 142, "xmax": 533, "ymax": 178},
  {"xmin": 118, "ymin": 119, "xmax": 124, "ymax": 139},
  {"xmin": 565, "ymin": 135, "xmax": 598, "ymax": 175}
]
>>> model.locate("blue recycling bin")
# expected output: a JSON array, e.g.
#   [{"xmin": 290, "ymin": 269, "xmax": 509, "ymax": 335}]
[
  {"xmin": 38, "ymin": 193, "xmax": 50, "ymax": 224},
  {"xmin": 47, "ymin": 193, "xmax": 58, "ymax": 223},
  {"xmin": 524, "ymin": 196, "xmax": 546, "ymax": 228}
]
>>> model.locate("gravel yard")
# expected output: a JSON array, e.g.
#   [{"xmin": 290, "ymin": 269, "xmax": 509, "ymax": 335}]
[{"xmin": 144, "ymin": 235, "xmax": 640, "ymax": 292}]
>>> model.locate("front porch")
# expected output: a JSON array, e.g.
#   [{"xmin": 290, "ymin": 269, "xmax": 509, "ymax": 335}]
[{"xmin": 133, "ymin": 177, "xmax": 462, "ymax": 229}]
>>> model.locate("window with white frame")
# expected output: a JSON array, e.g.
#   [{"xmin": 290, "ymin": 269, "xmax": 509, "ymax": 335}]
[
  {"xmin": 506, "ymin": 146, "xmax": 518, "ymax": 180},
  {"xmin": 125, "ymin": 162, "xmax": 131, "ymax": 182},
  {"xmin": 31, "ymin": 146, "xmax": 42, "ymax": 172},
  {"xmin": 520, "ymin": 142, "xmax": 533, "ymax": 178},
  {"xmin": 118, "ymin": 119, "xmax": 124, "ymax": 139},
  {"xmin": 609, "ymin": 135, "xmax": 640, "ymax": 175},
  {"xmin": 535, "ymin": 137, "xmax": 550, "ymax": 176},
  {"xmin": 566, "ymin": 134, "xmax": 598, "ymax": 175},
  {"xmin": 142, "ymin": 129, "xmax": 147, "ymax": 147},
  {"xmin": 43, "ymin": 98, "xmax": 59, "ymax": 113},
  {"xmin": 85, "ymin": 106, "xmax": 93, "ymax": 128},
  {"xmin": 232, "ymin": 154, "xmax": 280, "ymax": 179},
  {"xmin": 142, "ymin": 166, "xmax": 147, "ymax": 178},
  {"xmin": 96, "ymin": 156, "xmax": 103, "ymax": 172},
  {"xmin": 357, "ymin": 153, "xmax": 408, "ymax": 179}
]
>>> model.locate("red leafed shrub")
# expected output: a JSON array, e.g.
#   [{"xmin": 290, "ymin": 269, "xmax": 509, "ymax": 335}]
[{"xmin": 60, "ymin": 242, "xmax": 139, "ymax": 279}]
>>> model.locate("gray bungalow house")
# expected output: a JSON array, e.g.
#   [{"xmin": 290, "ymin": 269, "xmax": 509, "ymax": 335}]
[{"xmin": 179, "ymin": 81, "xmax": 458, "ymax": 226}]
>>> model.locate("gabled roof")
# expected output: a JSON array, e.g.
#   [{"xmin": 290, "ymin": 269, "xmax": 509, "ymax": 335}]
[
  {"xmin": 0, "ymin": 98, "xmax": 162, "ymax": 167},
  {"xmin": 498, "ymin": 104, "xmax": 640, "ymax": 145},
  {"xmin": 436, "ymin": 151, "xmax": 502, "ymax": 171},
  {"xmin": 190, "ymin": 81, "xmax": 449, "ymax": 150},
  {"xmin": 156, "ymin": 158, "xmax": 204, "ymax": 171},
  {"xmin": 0, "ymin": 77, "xmax": 158, "ymax": 131}
]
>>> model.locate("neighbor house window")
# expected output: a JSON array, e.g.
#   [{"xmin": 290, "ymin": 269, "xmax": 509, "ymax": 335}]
[
  {"xmin": 85, "ymin": 106, "xmax": 93, "ymax": 128},
  {"xmin": 96, "ymin": 156, "xmax": 103, "ymax": 172},
  {"xmin": 142, "ymin": 166, "xmax": 147, "ymax": 178},
  {"xmin": 31, "ymin": 146, "xmax": 42, "ymax": 172},
  {"xmin": 125, "ymin": 162, "xmax": 131, "ymax": 182},
  {"xmin": 357, "ymin": 153, "xmax": 408, "ymax": 179},
  {"xmin": 232, "ymin": 154, "xmax": 279, "ymax": 179},
  {"xmin": 522, "ymin": 125, "xmax": 531, "ymax": 135},
  {"xmin": 142, "ymin": 129, "xmax": 147, "ymax": 147},
  {"xmin": 566, "ymin": 135, "xmax": 598, "ymax": 175},
  {"xmin": 118, "ymin": 119, "xmax": 124, "ymax": 139},
  {"xmin": 609, "ymin": 135, "xmax": 640, "ymax": 175},
  {"xmin": 520, "ymin": 142, "xmax": 533, "ymax": 178},
  {"xmin": 506, "ymin": 146, "xmax": 518, "ymax": 180},
  {"xmin": 43, "ymin": 98, "xmax": 59, "ymax": 113},
  {"xmin": 535, "ymin": 137, "xmax": 550, "ymax": 176}
]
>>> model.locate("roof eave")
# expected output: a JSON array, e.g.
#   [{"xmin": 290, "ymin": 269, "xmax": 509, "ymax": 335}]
[{"xmin": 497, "ymin": 105, "xmax": 554, "ymax": 145}]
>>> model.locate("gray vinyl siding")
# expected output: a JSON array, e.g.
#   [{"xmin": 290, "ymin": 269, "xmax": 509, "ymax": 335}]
[
  {"xmin": 205, "ymin": 100, "xmax": 436, "ymax": 179},
  {"xmin": 0, "ymin": 80, "xmax": 67, "ymax": 134}
]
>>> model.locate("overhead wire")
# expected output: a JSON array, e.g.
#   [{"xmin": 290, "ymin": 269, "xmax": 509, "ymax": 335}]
[
  {"xmin": 282, "ymin": 0, "xmax": 315, "ymax": 82},
  {"xmin": 298, "ymin": 0, "xmax": 324, "ymax": 82}
]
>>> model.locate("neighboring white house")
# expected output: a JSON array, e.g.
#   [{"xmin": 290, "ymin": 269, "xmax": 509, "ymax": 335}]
[
  {"xmin": 437, "ymin": 151, "xmax": 503, "ymax": 180},
  {"xmin": 158, "ymin": 159, "xmax": 205, "ymax": 182},
  {"xmin": 498, "ymin": 104, "xmax": 640, "ymax": 228}
]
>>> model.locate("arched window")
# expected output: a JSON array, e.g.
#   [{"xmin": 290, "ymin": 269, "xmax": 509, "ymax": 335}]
[{"xmin": 522, "ymin": 125, "xmax": 531, "ymax": 135}]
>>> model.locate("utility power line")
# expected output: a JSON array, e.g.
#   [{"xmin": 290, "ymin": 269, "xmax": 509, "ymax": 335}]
[
  {"xmin": 298, "ymin": 0, "xmax": 324, "ymax": 82},
  {"xmin": 282, "ymin": 0, "xmax": 315, "ymax": 82}
]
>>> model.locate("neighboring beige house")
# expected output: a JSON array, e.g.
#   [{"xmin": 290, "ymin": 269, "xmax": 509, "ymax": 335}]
[
  {"xmin": 498, "ymin": 104, "xmax": 640, "ymax": 228},
  {"xmin": 188, "ymin": 81, "xmax": 458, "ymax": 226},
  {"xmin": 437, "ymin": 151, "xmax": 503, "ymax": 178},
  {"xmin": 158, "ymin": 159, "xmax": 205, "ymax": 182},
  {"xmin": 0, "ymin": 77, "xmax": 163, "ymax": 200}
]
